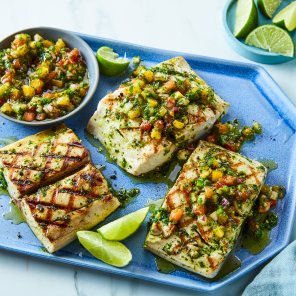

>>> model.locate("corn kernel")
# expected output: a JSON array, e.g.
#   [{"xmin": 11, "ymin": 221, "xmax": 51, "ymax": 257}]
[
  {"xmin": 212, "ymin": 170, "xmax": 223, "ymax": 182},
  {"xmin": 143, "ymin": 70, "xmax": 154, "ymax": 83},
  {"xmin": 128, "ymin": 108, "xmax": 141, "ymax": 119},
  {"xmin": 151, "ymin": 128, "xmax": 162, "ymax": 140},
  {"xmin": 23, "ymin": 85, "xmax": 36, "ymax": 98},
  {"xmin": 169, "ymin": 111, "xmax": 175, "ymax": 117},
  {"xmin": 148, "ymin": 99, "xmax": 158, "ymax": 107},
  {"xmin": 213, "ymin": 226, "xmax": 225, "ymax": 238},
  {"xmin": 173, "ymin": 120, "xmax": 184, "ymax": 129}
]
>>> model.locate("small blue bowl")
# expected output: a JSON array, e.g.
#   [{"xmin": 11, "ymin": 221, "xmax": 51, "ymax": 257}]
[
  {"xmin": 0, "ymin": 27, "xmax": 99, "ymax": 126},
  {"xmin": 223, "ymin": 0, "xmax": 296, "ymax": 64}
]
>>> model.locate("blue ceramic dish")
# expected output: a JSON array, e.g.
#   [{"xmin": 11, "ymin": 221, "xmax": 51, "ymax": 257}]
[
  {"xmin": 0, "ymin": 27, "xmax": 99, "ymax": 126},
  {"xmin": 223, "ymin": 0, "xmax": 296, "ymax": 64},
  {"xmin": 0, "ymin": 31, "xmax": 296, "ymax": 293}
]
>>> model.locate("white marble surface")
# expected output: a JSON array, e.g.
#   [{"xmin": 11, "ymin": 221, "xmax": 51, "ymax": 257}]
[{"xmin": 1, "ymin": 1, "xmax": 296, "ymax": 295}]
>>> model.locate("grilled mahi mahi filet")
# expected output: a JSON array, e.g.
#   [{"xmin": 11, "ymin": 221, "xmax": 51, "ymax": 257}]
[
  {"xmin": 0, "ymin": 123, "xmax": 90, "ymax": 201},
  {"xmin": 87, "ymin": 57, "xmax": 230, "ymax": 176},
  {"xmin": 20, "ymin": 164, "xmax": 120, "ymax": 253},
  {"xmin": 144, "ymin": 141, "xmax": 267, "ymax": 278}
]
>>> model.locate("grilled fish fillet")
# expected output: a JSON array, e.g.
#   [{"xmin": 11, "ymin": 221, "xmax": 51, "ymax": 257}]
[
  {"xmin": 20, "ymin": 164, "xmax": 120, "ymax": 253},
  {"xmin": 0, "ymin": 123, "xmax": 90, "ymax": 201},
  {"xmin": 87, "ymin": 57, "xmax": 230, "ymax": 176},
  {"xmin": 144, "ymin": 141, "xmax": 267, "ymax": 278}
]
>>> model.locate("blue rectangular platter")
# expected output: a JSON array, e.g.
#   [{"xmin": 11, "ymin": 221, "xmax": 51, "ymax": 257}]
[{"xmin": 0, "ymin": 31, "xmax": 296, "ymax": 293}]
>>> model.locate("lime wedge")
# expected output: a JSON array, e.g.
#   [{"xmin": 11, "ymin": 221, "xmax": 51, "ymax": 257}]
[
  {"xmin": 96, "ymin": 46, "xmax": 130, "ymax": 77},
  {"xmin": 257, "ymin": 0, "xmax": 281, "ymax": 19},
  {"xmin": 98, "ymin": 207, "xmax": 149, "ymax": 241},
  {"xmin": 273, "ymin": 1, "xmax": 296, "ymax": 31},
  {"xmin": 233, "ymin": 0, "xmax": 258, "ymax": 38},
  {"xmin": 245, "ymin": 25, "xmax": 295, "ymax": 57},
  {"xmin": 77, "ymin": 231, "xmax": 132, "ymax": 267}
]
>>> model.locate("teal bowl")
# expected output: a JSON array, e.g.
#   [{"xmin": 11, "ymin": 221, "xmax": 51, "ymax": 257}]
[
  {"xmin": 223, "ymin": 0, "xmax": 296, "ymax": 64},
  {"xmin": 0, "ymin": 27, "xmax": 99, "ymax": 126}
]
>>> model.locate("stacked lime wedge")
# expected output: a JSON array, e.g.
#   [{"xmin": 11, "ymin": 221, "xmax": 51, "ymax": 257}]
[
  {"xmin": 77, "ymin": 207, "xmax": 149, "ymax": 267},
  {"xmin": 273, "ymin": 1, "xmax": 296, "ymax": 31},
  {"xmin": 245, "ymin": 24, "xmax": 295, "ymax": 57},
  {"xmin": 98, "ymin": 207, "xmax": 149, "ymax": 241},
  {"xmin": 77, "ymin": 231, "xmax": 132, "ymax": 267},
  {"xmin": 96, "ymin": 46, "xmax": 130, "ymax": 77},
  {"xmin": 233, "ymin": 0, "xmax": 258, "ymax": 38},
  {"xmin": 257, "ymin": 0, "xmax": 281, "ymax": 19}
]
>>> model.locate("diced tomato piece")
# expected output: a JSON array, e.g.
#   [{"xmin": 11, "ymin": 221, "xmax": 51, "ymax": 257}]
[
  {"xmin": 184, "ymin": 80, "xmax": 191, "ymax": 87},
  {"xmin": 43, "ymin": 93, "xmax": 54, "ymax": 99},
  {"xmin": 206, "ymin": 134, "xmax": 218, "ymax": 144},
  {"xmin": 215, "ymin": 181, "xmax": 224, "ymax": 189},
  {"xmin": 224, "ymin": 142, "xmax": 240, "ymax": 152},
  {"xmin": 14, "ymin": 39, "xmax": 25, "ymax": 48},
  {"xmin": 205, "ymin": 187, "xmax": 213, "ymax": 199},
  {"xmin": 36, "ymin": 113, "xmax": 46, "ymax": 121},
  {"xmin": 68, "ymin": 48, "xmax": 79, "ymax": 64},
  {"xmin": 270, "ymin": 199, "xmax": 277, "ymax": 208},
  {"xmin": 58, "ymin": 60, "xmax": 65, "ymax": 67},
  {"xmin": 36, "ymin": 64, "xmax": 41, "ymax": 69},
  {"xmin": 164, "ymin": 80, "xmax": 176, "ymax": 92},
  {"xmin": 28, "ymin": 106, "xmax": 36, "ymax": 112},
  {"xmin": 24, "ymin": 112, "xmax": 36, "ymax": 122},
  {"xmin": 47, "ymin": 72, "xmax": 56, "ymax": 80},
  {"xmin": 140, "ymin": 120, "xmax": 152, "ymax": 131},
  {"xmin": 235, "ymin": 189, "xmax": 250, "ymax": 201},
  {"xmin": 222, "ymin": 175, "xmax": 236, "ymax": 186},
  {"xmin": 183, "ymin": 189, "xmax": 191, "ymax": 196},
  {"xmin": 36, "ymin": 88, "xmax": 42, "ymax": 95},
  {"xmin": 193, "ymin": 205, "xmax": 206, "ymax": 215},
  {"xmin": 169, "ymin": 209, "xmax": 183, "ymax": 221},
  {"xmin": 13, "ymin": 59, "xmax": 21, "ymax": 70},
  {"xmin": 258, "ymin": 201, "xmax": 271, "ymax": 214},
  {"xmin": 248, "ymin": 219, "xmax": 258, "ymax": 232},
  {"xmin": 154, "ymin": 120, "xmax": 164, "ymax": 129},
  {"xmin": 165, "ymin": 97, "xmax": 175, "ymax": 109}
]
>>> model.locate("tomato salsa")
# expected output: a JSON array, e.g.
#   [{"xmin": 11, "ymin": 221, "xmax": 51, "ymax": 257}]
[{"xmin": 0, "ymin": 33, "xmax": 89, "ymax": 121}]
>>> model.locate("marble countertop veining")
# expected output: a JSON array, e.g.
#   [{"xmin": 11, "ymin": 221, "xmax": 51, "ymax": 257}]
[{"xmin": 1, "ymin": 0, "xmax": 296, "ymax": 295}]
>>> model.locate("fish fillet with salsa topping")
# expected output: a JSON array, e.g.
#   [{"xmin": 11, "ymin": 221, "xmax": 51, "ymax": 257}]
[{"xmin": 144, "ymin": 141, "xmax": 267, "ymax": 278}]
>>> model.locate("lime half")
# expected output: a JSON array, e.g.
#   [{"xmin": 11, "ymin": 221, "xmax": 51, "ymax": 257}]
[
  {"xmin": 257, "ymin": 0, "xmax": 281, "ymax": 19},
  {"xmin": 273, "ymin": 1, "xmax": 296, "ymax": 31},
  {"xmin": 96, "ymin": 46, "xmax": 130, "ymax": 77},
  {"xmin": 77, "ymin": 231, "xmax": 132, "ymax": 267},
  {"xmin": 245, "ymin": 25, "xmax": 295, "ymax": 57},
  {"xmin": 98, "ymin": 207, "xmax": 149, "ymax": 241},
  {"xmin": 234, "ymin": 0, "xmax": 258, "ymax": 38}
]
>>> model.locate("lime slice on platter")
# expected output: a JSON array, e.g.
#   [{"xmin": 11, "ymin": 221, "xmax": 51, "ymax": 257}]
[
  {"xmin": 96, "ymin": 46, "xmax": 130, "ymax": 77},
  {"xmin": 245, "ymin": 24, "xmax": 295, "ymax": 57},
  {"xmin": 257, "ymin": 0, "xmax": 282, "ymax": 19},
  {"xmin": 273, "ymin": 1, "xmax": 296, "ymax": 32},
  {"xmin": 233, "ymin": 0, "xmax": 259, "ymax": 38},
  {"xmin": 98, "ymin": 207, "xmax": 149, "ymax": 241},
  {"xmin": 77, "ymin": 231, "xmax": 132, "ymax": 267}
]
